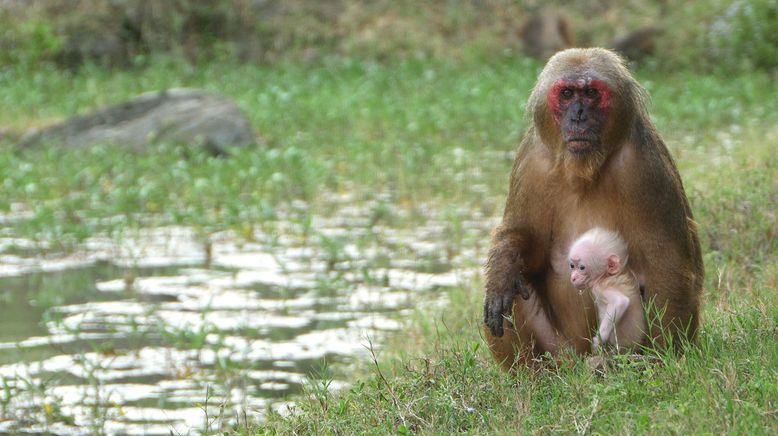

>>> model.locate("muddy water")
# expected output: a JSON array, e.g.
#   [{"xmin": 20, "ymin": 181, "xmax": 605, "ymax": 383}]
[{"xmin": 0, "ymin": 205, "xmax": 491, "ymax": 434}]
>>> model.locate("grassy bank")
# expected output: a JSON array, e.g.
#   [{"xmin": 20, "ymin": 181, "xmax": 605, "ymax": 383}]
[
  {"xmin": 0, "ymin": 57, "xmax": 776, "ymax": 433},
  {"xmin": 1, "ymin": 57, "xmax": 775, "ymax": 243},
  {"xmin": 3, "ymin": 1, "xmax": 776, "ymax": 74}
]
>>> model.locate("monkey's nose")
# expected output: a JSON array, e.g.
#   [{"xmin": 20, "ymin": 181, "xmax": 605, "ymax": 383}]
[{"xmin": 569, "ymin": 102, "xmax": 587, "ymax": 122}]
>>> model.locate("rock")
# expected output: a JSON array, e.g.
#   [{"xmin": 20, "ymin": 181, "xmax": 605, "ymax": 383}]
[
  {"xmin": 586, "ymin": 355, "xmax": 608, "ymax": 374},
  {"xmin": 611, "ymin": 27, "xmax": 662, "ymax": 62},
  {"xmin": 520, "ymin": 10, "xmax": 574, "ymax": 60},
  {"xmin": 19, "ymin": 89, "xmax": 256, "ymax": 155}
]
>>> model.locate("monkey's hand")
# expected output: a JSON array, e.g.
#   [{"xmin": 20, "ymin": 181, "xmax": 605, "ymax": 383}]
[
  {"xmin": 483, "ymin": 276, "xmax": 531, "ymax": 337},
  {"xmin": 592, "ymin": 336, "xmax": 602, "ymax": 353}
]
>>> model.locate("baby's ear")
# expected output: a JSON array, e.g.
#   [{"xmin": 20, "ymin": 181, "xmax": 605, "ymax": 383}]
[{"xmin": 607, "ymin": 254, "xmax": 621, "ymax": 275}]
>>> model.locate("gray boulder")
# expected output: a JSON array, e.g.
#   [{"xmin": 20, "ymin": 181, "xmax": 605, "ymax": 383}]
[{"xmin": 19, "ymin": 89, "xmax": 256, "ymax": 154}]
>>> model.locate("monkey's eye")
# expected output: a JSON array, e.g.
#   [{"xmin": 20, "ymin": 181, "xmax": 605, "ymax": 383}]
[
  {"xmin": 579, "ymin": 265, "xmax": 585, "ymax": 271},
  {"xmin": 560, "ymin": 88, "xmax": 574, "ymax": 99},
  {"xmin": 584, "ymin": 87, "xmax": 599, "ymax": 98},
  {"xmin": 570, "ymin": 263, "xmax": 574, "ymax": 269}
]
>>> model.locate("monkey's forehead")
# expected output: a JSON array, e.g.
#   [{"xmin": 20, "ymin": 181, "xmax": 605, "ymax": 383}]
[
  {"xmin": 557, "ymin": 75, "xmax": 598, "ymax": 87},
  {"xmin": 537, "ymin": 71, "xmax": 614, "ymax": 97},
  {"xmin": 569, "ymin": 239, "xmax": 600, "ymax": 255},
  {"xmin": 548, "ymin": 48, "xmax": 625, "ymax": 69}
]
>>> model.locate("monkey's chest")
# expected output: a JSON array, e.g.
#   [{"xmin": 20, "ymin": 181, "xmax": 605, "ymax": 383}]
[{"xmin": 548, "ymin": 199, "xmax": 621, "ymax": 276}]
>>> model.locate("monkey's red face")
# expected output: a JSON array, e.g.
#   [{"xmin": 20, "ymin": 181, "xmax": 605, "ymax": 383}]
[{"xmin": 547, "ymin": 76, "xmax": 612, "ymax": 154}]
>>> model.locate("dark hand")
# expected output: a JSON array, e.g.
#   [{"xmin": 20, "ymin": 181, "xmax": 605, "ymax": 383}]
[{"xmin": 483, "ymin": 277, "xmax": 530, "ymax": 337}]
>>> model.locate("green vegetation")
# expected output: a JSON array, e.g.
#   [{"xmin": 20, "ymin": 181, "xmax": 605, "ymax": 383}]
[
  {"xmin": 0, "ymin": 55, "xmax": 776, "ymax": 433},
  {"xmin": 0, "ymin": 3, "xmax": 776, "ymax": 434},
  {"xmin": 1, "ymin": 58, "xmax": 776, "ymax": 235},
  {"xmin": 261, "ymin": 291, "xmax": 776, "ymax": 434},
  {"xmin": 2, "ymin": 1, "xmax": 777, "ymax": 73}
]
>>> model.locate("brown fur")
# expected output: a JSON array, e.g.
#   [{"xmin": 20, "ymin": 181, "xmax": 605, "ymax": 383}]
[{"xmin": 483, "ymin": 48, "xmax": 703, "ymax": 369}]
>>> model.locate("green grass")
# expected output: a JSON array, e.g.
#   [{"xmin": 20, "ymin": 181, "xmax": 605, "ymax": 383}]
[
  {"xmin": 1, "ymin": 58, "xmax": 776, "ymax": 242},
  {"xmin": 259, "ymin": 295, "xmax": 776, "ymax": 434},
  {"xmin": 0, "ymin": 57, "xmax": 776, "ymax": 433}
]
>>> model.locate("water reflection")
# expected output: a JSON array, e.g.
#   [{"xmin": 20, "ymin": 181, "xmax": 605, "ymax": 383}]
[{"xmin": 0, "ymin": 207, "xmax": 490, "ymax": 434}]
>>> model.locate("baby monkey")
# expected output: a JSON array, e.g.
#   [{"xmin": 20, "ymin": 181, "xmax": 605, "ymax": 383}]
[{"xmin": 568, "ymin": 227, "xmax": 646, "ymax": 352}]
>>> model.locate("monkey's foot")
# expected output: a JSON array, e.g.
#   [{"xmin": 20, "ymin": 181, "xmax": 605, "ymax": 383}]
[{"xmin": 586, "ymin": 355, "xmax": 608, "ymax": 373}]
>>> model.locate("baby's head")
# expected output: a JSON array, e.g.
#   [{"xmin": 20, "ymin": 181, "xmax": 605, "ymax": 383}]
[{"xmin": 568, "ymin": 227, "xmax": 628, "ymax": 290}]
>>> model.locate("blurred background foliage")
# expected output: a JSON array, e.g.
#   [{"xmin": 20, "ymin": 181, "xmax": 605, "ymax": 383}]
[{"xmin": 0, "ymin": 0, "xmax": 775, "ymax": 73}]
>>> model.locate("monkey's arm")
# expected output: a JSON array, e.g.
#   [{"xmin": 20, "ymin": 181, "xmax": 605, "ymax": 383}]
[
  {"xmin": 484, "ymin": 138, "xmax": 551, "ymax": 338},
  {"xmin": 630, "ymin": 145, "xmax": 704, "ymax": 345},
  {"xmin": 593, "ymin": 289, "xmax": 630, "ymax": 352}
]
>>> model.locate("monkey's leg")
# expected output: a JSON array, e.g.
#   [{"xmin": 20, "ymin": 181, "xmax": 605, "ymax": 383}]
[
  {"xmin": 485, "ymin": 292, "xmax": 562, "ymax": 369},
  {"xmin": 484, "ymin": 321, "xmax": 523, "ymax": 371},
  {"xmin": 517, "ymin": 291, "xmax": 561, "ymax": 353}
]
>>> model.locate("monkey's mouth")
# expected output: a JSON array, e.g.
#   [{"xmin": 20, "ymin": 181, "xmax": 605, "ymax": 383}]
[{"xmin": 566, "ymin": 138, "xmax": 593, "ymax": 153}]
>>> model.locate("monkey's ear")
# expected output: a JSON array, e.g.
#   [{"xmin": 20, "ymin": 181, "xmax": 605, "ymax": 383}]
[{"xmin": 607, "ymin": 254, "xmax": 621, "ymax": 275}]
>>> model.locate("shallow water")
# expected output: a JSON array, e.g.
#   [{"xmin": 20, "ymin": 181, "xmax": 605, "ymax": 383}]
[{"xmin": 0, "ymin": 203, "xmax": 491, "ymax": 434}]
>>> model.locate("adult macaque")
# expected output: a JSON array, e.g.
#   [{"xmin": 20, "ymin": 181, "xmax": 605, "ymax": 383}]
[
  {"xmin": 568, "ymin": 227, "xmax": 646, "ymax": 352},
  {"xmin": 483, "ymin": 48, "xmax": 703, "ymax": 369}
]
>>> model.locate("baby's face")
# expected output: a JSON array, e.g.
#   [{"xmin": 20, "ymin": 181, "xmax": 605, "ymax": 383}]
[{"xmin": 569, "ymin": 257, "xmax": 591, "ymax": 290}]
